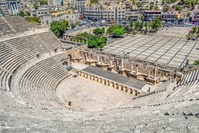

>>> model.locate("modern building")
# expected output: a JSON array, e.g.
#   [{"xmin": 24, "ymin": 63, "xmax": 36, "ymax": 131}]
[
  {"xmin": 63, "ymin": 0, "xmax": 75, "ymax": 8},
  {"xmin": 40, "ymin": 10, "xmax": 79, "ymax": 27},
  {"xmin": 147, "ymin": 0, "xmax": 162, "ymax": 6},
  {"xmin": 75, "ymin": 0, "xmax": 86, "ymax": 14},
  {"xmin": 143, "ymin": 10, "xmax": 161, "ymax": 20},
  {"xmin": 0, "ymin": 0, "xmax": 21, "ymax": 15},
  {"xmin": 161, "ymin": 11, "xmax": 179, "ymax": 22},
  {"xmin": 48, "ymin": 0, "xmax": 57, "ymax": 7},
  {"xmin": 84, "ymin": 2, "xmax": 132, "ymax": 24},
  {"xmin": 130, "ymin": 9, "xmax": 140, "ymax": 20},
  {"xmin": 136, "ymin": 0, "xmax": 162, "ymax": 6},
  {"xmin": 30, "ymin": 5, "xmax": 50, "ymax": 17},
  {"xmin": 191, "ymin": 12, "xmax": 199, "ymax": 24}
]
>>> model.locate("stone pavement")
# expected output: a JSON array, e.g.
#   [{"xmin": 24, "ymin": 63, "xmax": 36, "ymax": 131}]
[
  {"xmin": 103, "ymin": 34, "xmax": 199, "ymax": 68},
  {"xmin": 83, "ymin": 66, "xmax": 146, "ymax": 89}
]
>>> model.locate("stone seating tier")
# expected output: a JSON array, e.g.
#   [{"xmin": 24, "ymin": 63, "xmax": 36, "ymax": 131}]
[
  {"xmin": 3, "ymin": 16, "xmax": 37, "ymax": 33},
  {"xmin": 37, "ymin": 31, "xmax": 63, "ymax": 50},
  {"xmin": 18, "ymin": 55, "xmax": 68, "ymax": 109},
  {"xmin": 0, "ymin": 17, "xmax": 12, "ymax": 35},
  {"xmin": 178, "ymin": 69, "xmax": 199, "ymax": 86}
]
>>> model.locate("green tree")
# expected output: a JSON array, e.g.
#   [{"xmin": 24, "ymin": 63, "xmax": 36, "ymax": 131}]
[
  {"xmin": 144, "ymin": 22, "xmax": 148, "ymax": 32},
  {"xmin": 175, "ymin": 5, "xmax": 183, "ymax": 11},
  {"xmin": 130, "ymin": 0, "xmax": 136, "ymax": 4},
  {"xmin": 33, "ymin": 3, "xmax": 38, "ymax": 10},
  {"xmin": 25, "ymin": 11, "xmax": 30, "ymax": 16},
  {"xmin": 93, "ymin": 28, "xmax": 104, "ymax": 35},
  {"xmin": 163, "ymin": 5, "xmax": 171, "ymax": 11},
  {"xmin": 194, "ymin": 59, "xmax": 199, "ymax": 66},
  {"xmin": 40, "ymin": 0, "xmax": 48, "ymax": 5},
  {"xmin": 18, "ymin": 11, "xmax": 26, "ymax": 17},
  {"xmin": 149, "ymin": 18, "xmax": 162, "ymax": 32},
  {"xmin": 90, "ymin": 0, "xmax": 98, "ymax": 4},
  {"xmin": 26, "ymin": 16, "xmax": 40, "ymax": 23},
  {"xmin": 106, "ymin": 25, "xmax": 126, "ymax": 37},
  {"xmin": 155, "ymin": 6, "xmax": 159, "ymax": 10},
  {"xmin": 50, "ymin": 20, "xmax": 68, "ymax": 37},
  {"xmin": 197, "ymin": 27, "xmax": 199, "ymax": 34},
  {"xmin": 70, "ymin": 23, "xmax": 76, "ymax": 29},
  {"xmin": 184, "ymin": 0, "xmax": 199, "ymax": 7},
  {"xmin": 193, "ymin": 26, "xmax": 198, "ymax": 34},
  {"xmin": 135, "ymin": 21, "xmax": 143, "ymax": 31},
  {"xmin": 130, "ymin": 20, "xmax": 135, "ymax": 31},
  {"xmin": 102, "ymin": 27, "xmax": 105, "ymax": 33},
  {"xmin": 77, "ymin": 32, "xmax": 107, "ymax": 48}
]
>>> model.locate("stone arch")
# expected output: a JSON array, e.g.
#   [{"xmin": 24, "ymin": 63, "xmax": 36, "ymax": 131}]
[
  {"xmin": 109, "ymin": 82, "xmax": 114, "ymax": 87},
  {"xmin": 103, "ymin": 79, "xmax": 107, "ymax": 85},
  {"xmin": 81, "ymin": 72, "xmax": 84, "ymax": 76},
  {"xmin": 105, "ymin": 80, "xmax": 109, "ymax": 86},
  {"xmin": 97, "ymin": 78, "xmax": 102, "ymax": 83},
  {"xmin": 113, "ymin": 83, "xmax": 117, "ymax": 88},
  {"xmin": 80, "ymin": 72, "xmax": 84, "ymax": 76},
  {"xmin": 87, "ymin": 74, "xmax": 91, "ymax": 79},
  {"xmin": 85, "ymin": 73, "xmax": 88, "ymax": 78},
  {"xmin": 127, "ymin": 88, "xmax": 132, "ymax": 94},
  {"xmin": 78, "ymin": 71, "xmax": 81, "ymax": 76},
  {"xmin": 94, "ymin": 76, "xmax": 98, "ymax": 82},
  {"xmin": 91, "ymin": 75, "xmax": 94, "ymax": 80},
  {"xmin": 117, "ymin": 85, "xmax": 122, "ymax": 90},
  {"xmin": 132, "ymin": 90, "xmax": 137, "ymax": 96},
  {"xmin": 123, "ymin": 86, "xmax": 128, "ymax": 92},
  {"xmin": 101, "ymin": 79, "xmax": 105, "ymax": 84}
]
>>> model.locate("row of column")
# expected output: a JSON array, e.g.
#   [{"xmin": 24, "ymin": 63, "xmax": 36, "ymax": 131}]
[
  {"xmin": 64, "ymin": 35, "xmax": 88, "ymax": 45},
  {"xmin": 77, "ymin": 71, "xmax": 140, "ymax": 96},
  {"xmin": 82, "ymin": 53, "xmax": 158, "ymax": 77}
]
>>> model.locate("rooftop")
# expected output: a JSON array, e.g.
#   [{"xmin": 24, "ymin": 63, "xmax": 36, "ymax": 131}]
[{"xmin": 102, "ymin": 34, "xmax": 199, "ymax": 69}]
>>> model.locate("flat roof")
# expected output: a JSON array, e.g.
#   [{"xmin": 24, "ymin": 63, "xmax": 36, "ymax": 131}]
[
  {"xmin": 83, "ymin": 66, "xmax": 146, "ymax": 89},
  {"xmin": 102, "ymin": 34, "xmax": 199, "ymax": 69}
]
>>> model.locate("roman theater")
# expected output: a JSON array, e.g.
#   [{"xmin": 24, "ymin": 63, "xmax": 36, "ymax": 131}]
[{"xmin": 0, "ymin": 16, "xmax": 199, "ymax": 132}]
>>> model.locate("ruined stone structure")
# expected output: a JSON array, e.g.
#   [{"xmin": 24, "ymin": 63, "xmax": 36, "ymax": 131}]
[
  {"xmin": 67, "ymin": 48, "xmax": 180, "ymax": 85},
  {"xmin": 77, "ymin": 71, "xmax": 141, "ymax": 96},
  {"xmin": 62, "ymin": 34, "xmax": 88, "ymax": 45},
  {"xmin": 0, "ymin": 16, "xmax": 199, "ymax": 132}
]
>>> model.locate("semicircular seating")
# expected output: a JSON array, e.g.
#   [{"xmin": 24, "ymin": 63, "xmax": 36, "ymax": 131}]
[
  {"xmin": 17, "ymin": 54, "xmax": 69, "ymax": 109},
  {"xmin": 0, "ymin": 31, "xmax": 67, "ymax": 109}
]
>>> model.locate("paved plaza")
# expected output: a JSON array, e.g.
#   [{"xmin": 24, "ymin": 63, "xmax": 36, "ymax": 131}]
[
  {"xmin": 56, "ymin": 76, "xmax": 132, "ymax": 111},
  {"xmin": 103, "ymin": 34, "xmax": 199, "ymax": 68},
  {"xmin": 157, "ymin": 26, "xmax": 191, "ymax": 38}
]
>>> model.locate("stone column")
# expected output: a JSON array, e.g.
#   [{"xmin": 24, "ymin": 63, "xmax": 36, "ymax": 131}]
[
  {"xmin": 121, "ymin": 58, "xmax": 124, "ymax": 69},
  {"xmin": 130, "ymin": 63, "xmax": 133, "ymax": 71},
  {"xmin": 154, "ymin": 65, "xmax": 157, "ymax": 78},
  {"xmin": 136, "ymin": 65, "xmax": 138, "ymax": 74},
  {"xmin": 84, "ymin": 52, "xmax": 87, "ymax": 61},
  {"xmin": 148, "ymin": 70, "xmax": 150, "ymax": 78},
  {"xmin": 97, "ymin": 55, "xmax": 99, "ymax": 63},
  {"xmin": 110, "ymin": 60, "xmax": 112, "ymax": 66}
]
